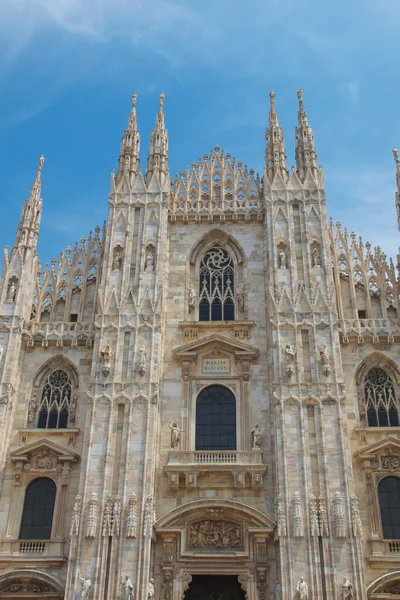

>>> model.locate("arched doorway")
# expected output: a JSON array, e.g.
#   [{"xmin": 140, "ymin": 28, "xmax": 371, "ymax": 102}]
[{"xmin": 185, "ymin": 575, "xmax": 246, "ymax": 600}]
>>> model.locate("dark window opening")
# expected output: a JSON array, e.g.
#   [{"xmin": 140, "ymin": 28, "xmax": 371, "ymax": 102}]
[
  {"xmin": 378, "ymin": 477, "xmax": 400, "ymax": 539},
  {"xmin": 70, "ymin": 313, "xmax": 78, "ymax": 322},
  {"xmin": 364, "ymin": 367, "xmax": 399, "ymax": 427},
  {"xmin": 19, "ymin": 478, "xmax": 56, "ymax": 540},
  {"xmin": 196, "ymin": 385, "xmax": 236, "ymax": 450},
  {"xmin": 358, "ymin": 309, "xmax": 367, "ymax": 319}
]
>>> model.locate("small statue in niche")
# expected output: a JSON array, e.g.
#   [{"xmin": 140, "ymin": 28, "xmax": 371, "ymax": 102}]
[
  {"xmin": 69, "ymin": 394, "xmax": 78, "ymax": 424},
  {"xmin": 188, "ymin": 286, "xmax": 196, "ymax": 311},
  {"xmin": 28, "ymin": 393, "xmax": 38, "ymax": 423},
  {"xmin": 342, "ymin": 578, "xmax": 353, "ymax": 599},
  {"xmin": 251, "ymin": 423, "xmax": 263, "ymax": 448},
  {"xmin": 112, "ymin": 247, "xmax": 123, "ymax": 271},
  {"xmin": 236, "ymin": 283, "xmax": 245, "ymax": 313},
  {"xmin": 79, "ymin": 575, "xmax": 91, "ymax": 600},
  {"xmin": 296, "ymin": 577, "xmax": 308, "ymax": 600},
  {"xmin": 319, "ymin": 345, "xmax": 331, "ymax": 376},
  {"xmin": 311, "ymin": 246, "xmax": 321, "ymax": 267},
  {"xmin": 278, "ymin": 249, "xmax": 286, "ymax": 269},
  {"xmin": 145, "ymin": 253, "xmax": 154, "ymax": 272},
  {"xmin": 283, "ymin": 344, "xmax": 296, "ymax": 376},
  {"xmin": 138, "ymin": 345, "xmax": 148, "ymax": 375},
  {"xmin": 148, "ymin": 579, "xmax": 155, "ymax": 600},
  {"xmin": 121, "ymin": 576, "xmax": 134, "ymax": 600},
  {"xmin": 169, "ymin": 421, "xmax": 181, "ymax": 449},
  {"xmin": 100, "ymin": 345, "xmax": 112, "ymax": 377},
  {"xmin": 6, "ymin": 279, "xmax": 17, "ymax": 303}
]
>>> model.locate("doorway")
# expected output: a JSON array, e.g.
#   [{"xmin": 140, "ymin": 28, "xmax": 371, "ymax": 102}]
[{"xmin": 184, "ymin": 575, "xmax": 245, "ymax": 600}]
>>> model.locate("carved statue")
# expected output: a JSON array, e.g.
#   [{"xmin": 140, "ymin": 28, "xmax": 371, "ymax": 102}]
[
  {"xmin": 121, "ymin": 576, "xmax": 134, "ymax": 600},
  {"xmin": 79, "ymin": 575, "xmax": 91, "ymax": 600},
  {"xmin": 70, "ymin": 495, "xmax": 81, "ymax": 537},
  {"xmin": 284, "ymin": 344, "xmax": 295, "ymax": 364},
  {"xmin": 6, "ymin": 280, "xmax": 17, "ymax": 303},
  {"xmin": 275, "ymin": 583, "xmax": 281, "ymax": 600},
  {"xmin": 148, "ymin": 579, "xmax": 155, "ymax": 600},
  {"xmin": 138, "ymin": 345, "xmax": 148, "ymax": 375},
  {"xmin": 100, "ymin": 345, "xmax": 112, "ymax": 377},
  {"xmin": 0, "ymin": 345, "xmax": 3, "ymax": 364},
  {"xmin": 318, "ymin": 496, "xmax": 329, "ymax": 537},
  {"xmin": 319, "ymin": 345, "xmax": 331, "ymax": 376},
  {"xmin": 350, "ymin": 496, "xmax": 363, "ymax": 538},
  {"xmin": 296, "ymin": 578, "xmax": 308, "ymax": 600},
  {"xmin": 113, "ymin": 495, "xmax": 121, "ymax": 537},
  {"xmin": 279, "ymin": 249, "xmax": 286, "ymax": 269},
  {"xmin": 112, "ymin": 247, "xmax": 123, "ymax": 271},
  {"xmin": 236, "ymin": 283, "xmax": 245, "ymax": 312},
  {"xmin": 342, "ymin": 578, "xmax": 353, "ymax": 599},
  {"xmin": 251, "ymin": 423, "xmax": 263, "ymax": 448},
  {"xmin": 28, "ymin": 393, "xmax": 38, "ymax": 423},
  {"xmin": 145, "ymin": 253, "xmax": 154, "ymax": 272},
  {"xmin": 188, "ymin": 286, "xmax": 196, "ymax": 311},
  {"xmin": 169, "ymin": 421, "xmax": 181, "ymax": 449},
  {"xmin": 36, "ymin": 449, "xmax": 53, "ymax": 469},
  {"xmin": 102, "ymin": 497, "xmax": 113, "ymax": 537},
  {"xmin": 312, "ymin": 246, "xmax": 321, "ymax": 267},
  {"xmin": 310, "ymin": 495, "xmax": 320, "ymax": 537},
  {"xmin": 69, "ymin": 394, "xmax": 78, "ymax": 424}
]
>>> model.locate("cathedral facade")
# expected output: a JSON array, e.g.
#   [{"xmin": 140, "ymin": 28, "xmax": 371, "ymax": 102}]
[{"xmin": 0, "ymin": 90, "xmax": 399, "ymax": 600}]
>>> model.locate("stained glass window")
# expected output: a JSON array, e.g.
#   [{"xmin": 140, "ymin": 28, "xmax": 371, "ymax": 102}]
[
  {"xmin": 37, "ymin": 369, "xmax": 72, "ymax": 429},
  {"xmin": 364, "ymin": 367, "xmax": 399, "ymax": 427},
  {"xmin": 199, "ymin": 247, "xmax": 235, "ymax": 322}
]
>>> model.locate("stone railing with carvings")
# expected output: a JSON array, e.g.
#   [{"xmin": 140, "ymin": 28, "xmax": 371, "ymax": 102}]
[
  {"xmin": 165, "ymin": 449, "xmax": 267, "ymax": 489},
  {"xmin": 339, "ymin": 319, "xmax": 400, "ymax": 344},
  {"xmin": 0, "ymin": 540, "xmax": 65, "ymax": 565},
  {"xmin": 22, "ymin": 321, "xmax": 95, "ymax": 348},
  {"xmin": 367, "ymin": 538, "xmax": 400, "ymax": 565}
]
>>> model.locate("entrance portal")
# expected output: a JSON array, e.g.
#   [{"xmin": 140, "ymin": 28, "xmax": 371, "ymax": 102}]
[{"xmin": 185, "ymin": 575, "xmax": 246, "ymax": 600}]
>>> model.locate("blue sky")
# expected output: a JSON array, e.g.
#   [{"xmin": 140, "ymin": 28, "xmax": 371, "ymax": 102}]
[{"xmin": 1, "ymin": 0, "xmax": 399, "ymax": 262}]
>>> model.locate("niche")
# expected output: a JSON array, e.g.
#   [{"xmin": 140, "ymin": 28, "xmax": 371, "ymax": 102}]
[
  {"xmin": 310, "ymin": 241, "xmax": 321, "ymax": 268},
  {"xmin": 277, "ymin": 242, "xmax": 288, "ymax": 270},
  {"xmin": 112, "ymin": 245, "xmax": 124, "ymax": 271},
  {"xmin": 144, "ymin": 244, "xmax": 156, "ymax": 273}
]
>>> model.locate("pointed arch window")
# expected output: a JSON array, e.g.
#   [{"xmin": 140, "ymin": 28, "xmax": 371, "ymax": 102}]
[
  {"xmin": 199, "ymin": 247, "xmax": 235, "ymax": 321},
  {"xmin": 37, "ymin": 369, "xmax": 72, "ymax": 429},
  {"xmin": 378, "ymin": 477, "xmax": 400, "ymax": 539},
  {"xmin": 364, "ymin": 367, "xmax": 399, "ymax": 427},
  {"xmin": 19, "ymin": 478, "xmax": 56, "ymax": 540}
]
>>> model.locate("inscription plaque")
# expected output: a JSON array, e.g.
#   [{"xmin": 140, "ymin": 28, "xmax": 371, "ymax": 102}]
[{"xmin": 202, "ymin": 358, "xmax": 230, "ymax": 373}]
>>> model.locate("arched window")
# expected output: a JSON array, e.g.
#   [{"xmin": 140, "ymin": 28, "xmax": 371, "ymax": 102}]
[
  {"xmin": 364, "ymin": 367, "xmax": 399, "ymax": 427},
  {"xmin": 378, "ymin": 477, "xmax": 400, "ymax": 539},
  {"xmin": 196, "ymin": 385, "xmax": 236, "ymax": 450},
  {"xmin": 199, "ymin": 248, "xmax": 235, "ymax": 322},
  {"xmin": 19, "ymin": 478, "xmax": 56, "ymax": 540},
  {"xmin": 37, "ymin": 369, "xmax": 72, "ymax": 429}
]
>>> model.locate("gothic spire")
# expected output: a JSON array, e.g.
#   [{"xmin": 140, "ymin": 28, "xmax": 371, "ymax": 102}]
[
  {"xmin": 295, "ymin": 89, "xmax": 318, "ymax": 181},
  {"xmin": 14, "ymin": 155, "xmax": 44, "ymax": 250},
  {"xmin": 265, "ymin": 90, "xmax": 287, "ymax": 181},
  {"xmin": 393, "ymin": 147, "xmax": 400, "ymax": 231},
  {"xmin": 146, "ymin": 93, "xmax": 169, "ymax": 184},
  {"xmin": 117, "ymin": 93, "xmax": 140, "ymax": 182}
]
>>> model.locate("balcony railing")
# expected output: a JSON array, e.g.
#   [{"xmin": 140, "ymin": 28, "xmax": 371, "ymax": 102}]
[
  {"xmin": 367, "ymin": 539, "xmax": 400, "ymax": 565},
  {"xmin": 339, "ymin": 318, "xmax": 400, "ymax": 343},
  {"xmin": 0, "ymin": 540, "xmax": 65, "ymax": 565},
  {"xmin": 165, "ymin": 449, "xmax": 266, "ymax": 489}
]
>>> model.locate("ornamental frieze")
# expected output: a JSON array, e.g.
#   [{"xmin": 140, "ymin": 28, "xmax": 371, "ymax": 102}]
[{"xmin": 187, "ymin": 520, "xmax": 242, "ymax": 550}]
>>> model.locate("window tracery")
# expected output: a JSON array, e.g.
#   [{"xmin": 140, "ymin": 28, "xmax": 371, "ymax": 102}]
[
  {"xmin": 199, "ymin": 247, "xmax": 235, "ymax": 322},
  {"xmin": 364, "ymin": 367, "xmax": 399, "ymax": 427},
  {"xmin": 37, "ymin": 369, "xmax": 72, "ymax": 429}
]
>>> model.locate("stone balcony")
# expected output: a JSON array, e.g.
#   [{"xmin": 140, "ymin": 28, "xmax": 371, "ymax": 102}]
[
  {"xmin": 0, "ymin": 540, "xmax": 66, "ymax": 566},
  {"xmin": 165, "ymin": 449, "xmax": 267, "ymax": 489},
  {"xmin": 367, "ymin": 538, "xmax": 400, "ymax": 566},
  {"xmin": 339, "ymin": 318, "xmax": 400, "ymax": 345},
  {"xmin": 22, "ymin": 320, "xmax": 95, "ymax": 348}
]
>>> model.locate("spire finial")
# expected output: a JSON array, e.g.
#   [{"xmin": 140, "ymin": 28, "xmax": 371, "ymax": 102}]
[
  {"xmin": 160, "ymin": 92, "xmax": 165, "ymax": 108},
  {"xmin": 146, "ymin": 93, "xmax": 168, "ymax": 183},
  {"xmin": 132, "ymin": 92, "xmax": 137, "ymax": 108},
  {"xmin": 116, "ymin": 93, "xmax": 140, "ymax": 181},
  {"xmin": 295, "ymin": 89, "xmax": 318, "ymax": 182},
  {"xmin": 393, "ymin": 147, "xmax": 399, "ymax": 164},
  {"xmin": 265, "ymin": 90, "xmax": 287, "ymax": 182},
  {"xmin": 29, "ymin": 154, "xmax": 45, "ymax": 202}
]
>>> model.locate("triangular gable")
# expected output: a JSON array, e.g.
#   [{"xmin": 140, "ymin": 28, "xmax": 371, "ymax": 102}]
[
  {"xmin": 354, "ymin": 436, "xmax": 400, "ymax": 461},
  {"xmin": 173, "ymin": 333, "xmax": 259, "ymax": 362},
  {"xmin": 10, "ymin": 438, "xmax": 79, "ymax": 463}
]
